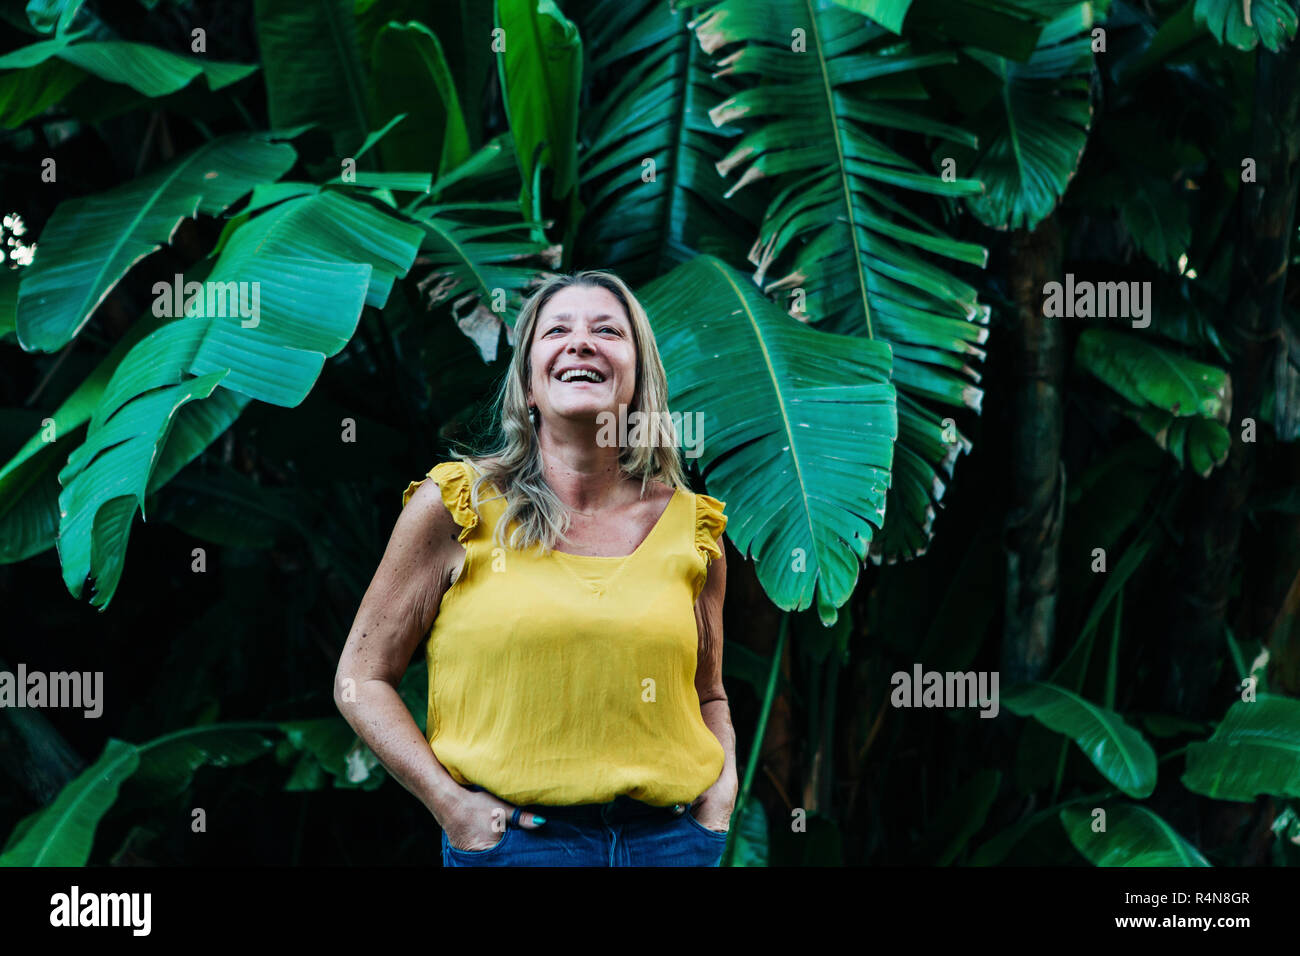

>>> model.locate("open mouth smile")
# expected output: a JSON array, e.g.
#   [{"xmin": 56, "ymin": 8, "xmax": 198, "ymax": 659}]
[{"xmin": 556, "ymin": 368, "xmax": 606, "ymax": 384}]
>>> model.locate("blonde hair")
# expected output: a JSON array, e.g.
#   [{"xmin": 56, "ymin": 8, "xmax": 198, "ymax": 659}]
[{"xmin": 447, "ymin": 270, "xmax": 689, "ymax": 554}]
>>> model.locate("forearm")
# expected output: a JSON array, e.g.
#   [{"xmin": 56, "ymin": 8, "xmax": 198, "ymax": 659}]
[
  {"xmin": 701, "ymin": 697, "xmax": 738, "ymax": 792},
  {"xmin": 334, "ymin": 676, "xmax": 462, "ymax": 824}
]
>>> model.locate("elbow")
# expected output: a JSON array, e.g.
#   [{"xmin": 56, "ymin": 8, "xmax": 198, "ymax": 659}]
[
  {"xmin": 332, "ymin": 664, "xmax": 354, "ymax": 719},
  {"xmin": 699, "ymin": 684, "xmax": 729, "ymax": 708}
]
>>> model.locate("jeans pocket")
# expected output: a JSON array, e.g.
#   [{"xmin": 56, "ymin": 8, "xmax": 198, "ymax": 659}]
[
  {"xmin": 683, "ymin": 809, "xmax": 729, "ymax": 840},
  {"xmin": 445, "ymin": 824, "xmax": 513, "ymax": 856}
]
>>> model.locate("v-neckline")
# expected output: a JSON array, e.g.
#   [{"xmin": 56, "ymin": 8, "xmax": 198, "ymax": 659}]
[{"xmin": 551, "ymin": 487, "xmax": 681, "ymax": 562}]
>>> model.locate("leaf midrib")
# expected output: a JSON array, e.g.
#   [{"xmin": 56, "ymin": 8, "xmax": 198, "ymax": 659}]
[
  {"xmin": 804, "ymin": 0, "xmax": 872, "ymax": 339},
  {"xmin": 421, "ymin": 219, "xmax": 491, "ymax": 302},
  {"xmin": 707, "ymin": 257, "xmax": 815, "ymax": 557},
  {"xmin": 1035, "ymin": 682, "xmax": 1148, "ymax": 789},
  {"xmin": 61, "ymin": 140, "xmax": 225, "ymax": 338},
  {"xmin": 28, "ymin": 722, "xmax": 277, "ymax": 865},
  {"xmin": 319, "ymin": 0, "xmax": 369, "ymax": 154}
]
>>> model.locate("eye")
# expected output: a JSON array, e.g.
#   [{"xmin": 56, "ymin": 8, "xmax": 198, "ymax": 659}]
[{"xmin": 599, "ymin": 326, "xmax": 619, "ymax": 334}]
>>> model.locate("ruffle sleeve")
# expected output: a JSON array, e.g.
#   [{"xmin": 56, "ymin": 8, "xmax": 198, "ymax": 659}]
[
  {"xmin": 401, "ymin": 461, "xmax": 479, "ymax": 544},
  {"xmin": 695, "ymin": 492, "xmax": 728, "ymax": 566}
]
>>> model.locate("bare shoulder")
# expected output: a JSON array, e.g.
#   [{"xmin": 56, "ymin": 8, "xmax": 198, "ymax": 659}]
[{"xmin": 401, "ymin": 474, "xmax": 465, "ymax": 549}]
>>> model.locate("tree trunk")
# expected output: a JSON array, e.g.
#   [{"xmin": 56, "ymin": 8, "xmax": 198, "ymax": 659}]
[{"xmin": 1002, "ymin": 215, "xmax": 1066, "ymax": 685}]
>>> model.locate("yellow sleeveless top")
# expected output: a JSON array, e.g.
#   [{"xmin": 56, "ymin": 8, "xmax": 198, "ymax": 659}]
[{"xmin": 400, "ymin": 460, "xmax": 728, "ymax": 807}]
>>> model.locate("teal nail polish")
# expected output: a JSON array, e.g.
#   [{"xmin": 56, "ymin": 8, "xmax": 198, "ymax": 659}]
[{"xmin": 533, "ymin": 815, "xmax": 546, "ymax": 825}]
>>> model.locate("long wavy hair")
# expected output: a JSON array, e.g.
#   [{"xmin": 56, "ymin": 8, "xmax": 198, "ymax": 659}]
[{"xmin": 447, "ymin": 270, "xmax": 690, "ymax": 554}]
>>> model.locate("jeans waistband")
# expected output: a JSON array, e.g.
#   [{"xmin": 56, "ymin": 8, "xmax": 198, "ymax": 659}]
[{"xmin": 464, "ymin": 785, "xmax": 687, "ymax": 824}]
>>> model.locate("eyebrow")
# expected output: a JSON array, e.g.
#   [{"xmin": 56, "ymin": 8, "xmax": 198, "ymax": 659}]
[
  {"xmin": 546, "ymin": 313, "xmax": 620, "ymax": 322},
  {"xmin": 542, "ymin": 313, "xmax": 626, "ymax": 326}
]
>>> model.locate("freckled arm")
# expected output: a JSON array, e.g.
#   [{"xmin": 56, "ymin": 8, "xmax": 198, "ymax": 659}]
[{"xmin": 694, "ymin": 543, "xmax": 738, "ymax": 794}]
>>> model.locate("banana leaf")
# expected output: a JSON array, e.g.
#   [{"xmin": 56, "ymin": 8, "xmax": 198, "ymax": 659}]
[
  {"xmin": 1002, "ymin": 681, "xmax": 1158, "ymax": 798},
  {"xmin": 16, "ymin": 133, "xmax": 297, "ymax": 352},
  {"xmin": 1060, "ymin": 802, "xmax": 1210, "ymax": 866},
  {"xmin": 641, "ymin": 253, "xmax": 897, "ymax": 625}
]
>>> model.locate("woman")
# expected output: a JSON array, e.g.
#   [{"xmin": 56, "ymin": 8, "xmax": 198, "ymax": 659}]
[{"xmin": 334, "ymin": 270, "xmax": 738, "ymax": 866}]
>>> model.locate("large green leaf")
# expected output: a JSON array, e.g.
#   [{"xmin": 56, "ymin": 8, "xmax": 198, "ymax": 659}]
[
  {"xmin": 1183, "ymin": 695, "xmax": 1300, "ymax": 801},
  {"xmin": 253, "ymin": 0, "xmax": 370, "ymax": 156},
  {"xmin": 1117, "ymin": 1, "xmax": 1216, "ymax": 84},
  {"xmin": 0, "ymin": 310, "xmax": 174, "ymax": 562},
  {"xmin": 281, "ymin": 658, "xmax": 426, "ymax": 791},
  {"xmin": 57, "ymin": 361, "xmax": 231, "ymax": 604},
  {"xmin": 943, "ymin": 2, "xmax": 1095, "ymax": 231},
  {"xmin": 572, "ymin": 0, "xmax": 765, "ymax": 285},
  {"xmin": 832, "ymin": 0, "xmax": 918, "ymax": 31},
  {"xmin": 0, "ymin": 726, "xmax": 275, "ymax": 866},
  {"xmin": 0, "ymin": 439, "xmax": 62, "ymax": 562},
  {"xmin": 688, "ymin": 0, "xmax": 990, "ymax": 564},
  {"xmin": 0, "ymin": 33, "xmax": 257, "ymax": 97},
  {"xmin": 1060, "ymin": 803, "xmax": 1211, "ymax": 866},
  {"xmin": 1076, "ymin": 328, "xmax": 1231, "ymax": 421},
  {"xmin": 370, "ymin": 21, "xmax": 472, "ymax": 180},
  {"xmin": 428, "ymin": 131, "xmax": 524, "ymax": 202},
  {"xmin": 834, "ymin": 0, "xmax": 1054, "ymax": 60},
  {"xmin": 56, "ymin": 191, "xmax": 423, "ymax": 607},
  {"xmin": 641, "ymin": 254, "xmax": 897, "ymax": 625},
  {"xmin": 0, "ymin": 269, "xmax": 15, "ymax": 339},
  {"xmin": 280, "ymin": 718, "xmax": 386, "ymax": 791},
  {"xmin": 1119, "ymin": 174, "xmax": 1193, "ymax": 270},
  {"xmin": 0, "ymin": 739, "xmax": 138, "ymax": 866},
  {"xmin": 121, "ymin": 726, "xmax": 275, "ymax": 805},
  {"xmin": 1002, "ymin": 681, "xmax": 1158, "ymax": 798},
  {"xmin": 496, "ymin": 0, "xmax": 582, "ymax": 208},
  {"xmin": 24, "ymin": 0, "xmax": 89, "ymax": 35},
  {"xmin": 16, "ymin": 133, "xmax": 297, "ymax": 352},
  {"xmin": 406, "ymin": 194, "xmax": 558, "ymax": 361},
  {"xmin": 0, "ymin": 57, "xmax": 83, "ymax": 127},
  {"xmin": 147, "ymin": 388, "xmax": 253, "ymax": 495},
  {"xmin": 1194, "ymin": 0, "xmax": 1298, "ymax": 51},
  {"xmin": 1077, "ymin": 328, "xmax": 1233, "ymax": 476},
  {"xmin": 1130, "ymin": 408, "xmax": 1231, "ymax": 476},
  {"xmin": 725, "ymin": 793, "xmax": 769, "ymax": 866}
]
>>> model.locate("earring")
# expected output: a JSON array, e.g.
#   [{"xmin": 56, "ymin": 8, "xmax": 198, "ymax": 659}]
[{"xmin": 528, "ymin": 406, "xmax": 538, "ymax": 425}]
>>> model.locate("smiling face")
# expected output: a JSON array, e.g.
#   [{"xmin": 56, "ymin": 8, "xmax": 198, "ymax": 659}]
[{"xmin": 527, "ymin": 283, "xmax": 638, "ymax": 427}]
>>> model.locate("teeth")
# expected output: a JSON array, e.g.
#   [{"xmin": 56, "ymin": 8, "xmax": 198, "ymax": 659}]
[{"xmin": 559, "ymin": 369, "xmax": 604, "ymax": 383}]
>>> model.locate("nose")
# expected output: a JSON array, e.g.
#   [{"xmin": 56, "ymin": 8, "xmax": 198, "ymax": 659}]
[
  {"xmin": 564, "ymin": 327, "xmax": 595, "ymax": 348},
  {"xmin": 564, "ymin": 333, "xmax": 595, "ymax": 355}
]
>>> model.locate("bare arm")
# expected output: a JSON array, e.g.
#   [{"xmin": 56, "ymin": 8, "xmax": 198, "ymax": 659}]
[
  {"xmin": 694, "ymin": 539, "xmax": 738, "ymax": 822},
  {"xmin": 333, "ymin": 476, "xmax": 465, "ymax": 827}
]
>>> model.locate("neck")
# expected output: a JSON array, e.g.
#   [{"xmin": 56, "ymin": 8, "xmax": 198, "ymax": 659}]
[{"xmin": 536, "ymin": 431, "xmax": 633, "ymax": 513}]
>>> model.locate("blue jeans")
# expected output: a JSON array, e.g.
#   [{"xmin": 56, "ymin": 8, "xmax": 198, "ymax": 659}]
[{"xmin": 441, "ymin": 785, "xmax": 729, "ymax": 867}]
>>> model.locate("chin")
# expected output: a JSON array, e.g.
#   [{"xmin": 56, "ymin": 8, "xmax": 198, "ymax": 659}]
[{"xmin": 546, "ymin": 404, "xmax": 607, "ymax": 422}]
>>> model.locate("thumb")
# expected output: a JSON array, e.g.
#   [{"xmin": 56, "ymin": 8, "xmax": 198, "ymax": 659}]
[{"xmin": 508, "ymin": 805, "xmax": 548, "ymax": 829}]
